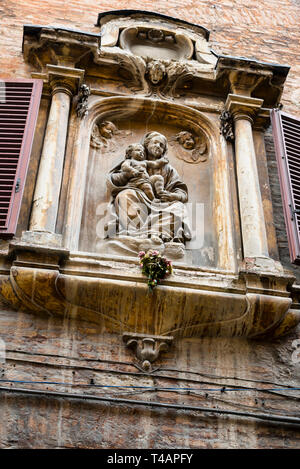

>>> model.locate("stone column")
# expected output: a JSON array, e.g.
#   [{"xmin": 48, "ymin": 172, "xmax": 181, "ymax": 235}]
[
  {"xmin": 225, "ymin": 94, "xmax": 269, "ymax": 259},
  {"xmin": 28, "ymin": 65, "xmax": 84, "ymax": 245}
]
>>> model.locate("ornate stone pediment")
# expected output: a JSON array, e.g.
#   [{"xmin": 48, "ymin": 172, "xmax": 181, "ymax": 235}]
[{"xmin": 23, "ymin": 14, "xmax": 289, "ymax": 105}]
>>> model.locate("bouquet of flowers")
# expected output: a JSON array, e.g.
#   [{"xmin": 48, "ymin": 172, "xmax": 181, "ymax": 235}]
[{"xmin": 138, "ymin": 250, "xmax": 173, "ymax": 291}]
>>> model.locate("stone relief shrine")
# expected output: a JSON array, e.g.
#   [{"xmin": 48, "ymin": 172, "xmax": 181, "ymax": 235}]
[{"xmin": 1, "ymin": 10, "xmax": 299, "ymax": 369}]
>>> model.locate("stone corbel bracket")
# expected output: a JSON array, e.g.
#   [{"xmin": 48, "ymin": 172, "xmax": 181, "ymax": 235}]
[{"xmin": 123, "ymin": 332, "xmax": 173, "ymax": 371}]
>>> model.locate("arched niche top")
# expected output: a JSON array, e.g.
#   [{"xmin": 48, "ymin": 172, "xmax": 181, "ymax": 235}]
[{"xmin": 63, "ymin": 94, "xmax": 233, "ymax": 272}]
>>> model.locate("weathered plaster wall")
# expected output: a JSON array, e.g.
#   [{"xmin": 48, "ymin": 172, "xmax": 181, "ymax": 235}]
[{"xmin": 0, "ymin": 0, "xmax": 300, "ymax": 449}]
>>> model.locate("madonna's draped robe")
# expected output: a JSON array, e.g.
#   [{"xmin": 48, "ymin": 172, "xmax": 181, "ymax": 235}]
[{"xmin": 105, "ymin": 162, "xmax": 192, "ymax": 242}]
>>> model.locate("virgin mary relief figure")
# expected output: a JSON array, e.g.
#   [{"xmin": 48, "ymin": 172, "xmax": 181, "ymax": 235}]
[{"xmin": 104, "ymin": 131, "xmax": 192, "ymax": 258}]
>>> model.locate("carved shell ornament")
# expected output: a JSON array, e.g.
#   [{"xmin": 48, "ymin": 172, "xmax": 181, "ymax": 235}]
[
  {"xmin": 220, "ymin": 110, "xmax": 234, "ymax": 142},
  {"xmin": 90, "ymin": 120, "xmax": 118, "ymax": 149},
  {"xmin": 170, "ymin": 131, "xmax": 208, "ymax": 164}
]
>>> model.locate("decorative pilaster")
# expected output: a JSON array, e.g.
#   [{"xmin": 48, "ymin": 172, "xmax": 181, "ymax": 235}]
[
  {"xmin": 29, "ymin": 65, "xmax": 84, "ymax": 242},
  {"xmin": 225, "ymin": 94, "xmax": 269, "ymax": 259}
]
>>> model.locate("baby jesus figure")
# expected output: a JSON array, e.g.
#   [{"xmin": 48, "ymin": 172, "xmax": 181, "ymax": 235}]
[{"xmin": 119, "ymin": 143, "xmax": 169, "ymax": 201}]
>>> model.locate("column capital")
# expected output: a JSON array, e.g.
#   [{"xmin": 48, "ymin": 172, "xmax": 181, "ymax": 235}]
[
  {"xmin": 46, "ymin": 64, "xmax": 85, "ymax": 96},
  {"xmin": 225, "ymin": 94, "xmax": 264, "ymax": 122}
]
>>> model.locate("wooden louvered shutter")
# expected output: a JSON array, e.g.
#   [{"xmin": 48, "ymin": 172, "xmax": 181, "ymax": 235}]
[
  {"xmin": 271, "ymin": 109, "xmax": 300, "ymax": 264},
  {"xmin": 0, "ymin": 79, "xmax": 42, "ymax": 237}
]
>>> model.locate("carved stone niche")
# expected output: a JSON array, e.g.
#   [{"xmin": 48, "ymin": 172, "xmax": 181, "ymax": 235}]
[{"xmin": 78, "ymin": 97, "xmax": 218, "ymax": 268}]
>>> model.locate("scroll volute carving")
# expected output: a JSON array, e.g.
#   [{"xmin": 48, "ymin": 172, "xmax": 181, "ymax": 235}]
[{"xmin": 119, "ymin": 26, "xmax": 194, "ymax": 61}]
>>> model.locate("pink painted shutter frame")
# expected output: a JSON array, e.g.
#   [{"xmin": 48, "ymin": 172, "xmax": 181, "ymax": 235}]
[
  {"xmin": 271, "ymin": 109, "xmax": 300, "ymax": 265},
  {"xmin": 0, "ymin": 79, "xmax": 43, "ymax": 237}
]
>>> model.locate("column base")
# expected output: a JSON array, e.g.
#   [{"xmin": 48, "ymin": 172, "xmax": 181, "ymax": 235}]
[{"xmin": 21, "ymin": 230, "xmax": 62, "ymax": 248}]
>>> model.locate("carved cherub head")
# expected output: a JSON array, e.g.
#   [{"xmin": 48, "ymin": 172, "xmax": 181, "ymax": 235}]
[
  {"xmin": 146, "ymin": 60, "xmax": 166, "ymax": 85},
  {"xmin": 176, "ymin": 131, "xmax": 196, "ymax": 150},
  {"xmin": 98, "ymin": 121, "xmax": 117, "ymax": 139},
  {"xmin": 125, "ymin": 143, "xmax": 146, "ymax": 161}
]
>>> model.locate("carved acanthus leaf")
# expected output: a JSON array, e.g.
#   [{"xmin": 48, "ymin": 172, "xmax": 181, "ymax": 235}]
[{"xmin": 118, "ymin": 52, "xmax": 148, "ymax": 91}]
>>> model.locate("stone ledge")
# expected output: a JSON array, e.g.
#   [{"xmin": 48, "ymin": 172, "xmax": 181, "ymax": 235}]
[{"xmin": 0, "ymin": 263, "xmax": 298, "ymax": 339}]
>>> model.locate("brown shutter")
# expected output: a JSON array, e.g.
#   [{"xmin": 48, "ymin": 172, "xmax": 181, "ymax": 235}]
[
  {"xmin": 271, "ymin": 109, "xmax": 300, "ymax": 264},
  {"xmin": 0, "ymin": 79, "xmax": 42, "ymax": 237}
]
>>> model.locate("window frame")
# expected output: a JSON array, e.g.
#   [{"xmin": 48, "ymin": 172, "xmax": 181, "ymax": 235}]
[{"xmin": 271, "ymin": 108, "xmax": 300, "ymax": 265}]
